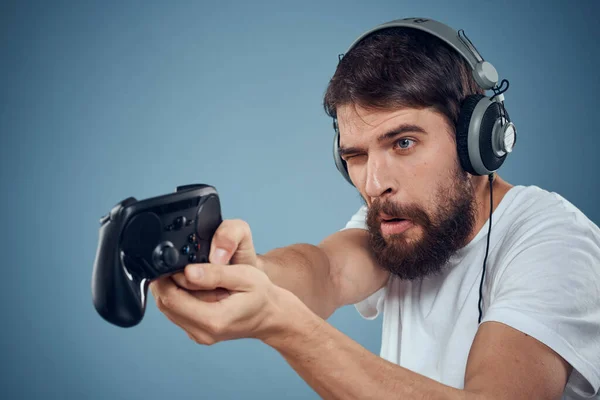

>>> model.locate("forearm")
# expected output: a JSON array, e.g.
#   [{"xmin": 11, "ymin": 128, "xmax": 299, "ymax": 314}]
[
  {"xmin": 257, "ymin": 243, "xmax": 338, "ymax": 319},
  {"xmin": 266, "ymin": 291, "xmax": 476, "ymax": 400}
]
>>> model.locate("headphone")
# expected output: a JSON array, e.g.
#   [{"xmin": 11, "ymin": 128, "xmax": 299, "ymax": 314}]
[
  {"xmin": 331, "ymin": 18, "xmax": 517, "ymax": 324},
  {"xmin": 332, "ymin": 17, "xmax": 517, "ymax": 185}
]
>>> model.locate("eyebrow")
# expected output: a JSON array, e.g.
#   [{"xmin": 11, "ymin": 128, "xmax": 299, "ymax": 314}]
[{"xmin": 338, "ymin": 123, "xmax": 427, "ymax": 158}]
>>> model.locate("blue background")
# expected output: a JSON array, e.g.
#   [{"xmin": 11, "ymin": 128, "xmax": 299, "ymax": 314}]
[{"xmin": 2, "ymin": 0, "xmax": 599, "ymax": 399}]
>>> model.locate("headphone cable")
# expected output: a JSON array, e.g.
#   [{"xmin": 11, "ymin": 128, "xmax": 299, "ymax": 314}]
[{"xmin": 478, "ymin": 172, "xmax": 495, "ymax": 324}]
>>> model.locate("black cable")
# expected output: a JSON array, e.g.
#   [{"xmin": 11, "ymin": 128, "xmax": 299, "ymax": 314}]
[
  {"xmin": 478, "ymin": 172, "xmax": 495, "ymax": 324},
  {"xmin": 490, "ymin": 79, "xmax": 510, "ymax": 100}
]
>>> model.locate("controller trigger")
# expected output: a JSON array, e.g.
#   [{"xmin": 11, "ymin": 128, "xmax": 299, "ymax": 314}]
[
  {"xmin": 121, "ymin": 197, "xmax": 137, "ymax": 206},
  {"xmin": 100, "ymin": 213, "xmax": 110, "ymax": 225},
  {"xmin": 109, "ymin": 197, "xmax": 137, "ymax": 221},
  {"xmin": 176, "ymin": 184, "xmax": 208, "ymax": 192}
]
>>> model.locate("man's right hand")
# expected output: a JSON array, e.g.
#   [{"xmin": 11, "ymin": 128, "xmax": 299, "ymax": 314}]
[{"xmin": 170, "ymin": 219, "xmax": 259, "ymax": 300}]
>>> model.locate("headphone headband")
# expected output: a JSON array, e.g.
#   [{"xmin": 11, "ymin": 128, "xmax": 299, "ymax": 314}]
[{"xmin": 341, "ymin": 17, "xmax": 499, "ymax": 91}]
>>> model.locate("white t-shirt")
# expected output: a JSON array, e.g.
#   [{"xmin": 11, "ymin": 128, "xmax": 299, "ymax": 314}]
[{"xmin": 343, "ymin": 185, "xmax": 600, "ymax": 399}]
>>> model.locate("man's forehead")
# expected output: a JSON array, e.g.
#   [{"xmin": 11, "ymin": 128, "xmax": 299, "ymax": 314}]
[{"xmin": 337, "ymin": 104, "xmax": 427, "ymax": 136}]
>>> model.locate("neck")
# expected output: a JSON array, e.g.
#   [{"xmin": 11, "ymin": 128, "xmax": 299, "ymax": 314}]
[{"xmin": 465, "ymin": 174, "xmax": 513, "ymax": 244}]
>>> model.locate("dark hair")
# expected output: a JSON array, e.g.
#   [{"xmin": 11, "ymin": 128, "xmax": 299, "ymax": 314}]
[{"xmin": 323, "ymin": 27, "xmax": 484, "ymax": 132}]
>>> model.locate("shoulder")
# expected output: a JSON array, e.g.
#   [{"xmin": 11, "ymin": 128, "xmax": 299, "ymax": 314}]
[
  {"xmin": 489, "ymin": 184, "xmax": 600, "ymax": 286},
  {"xmin": 502, "ymin": 184, "xmax": 592, "ymax": 223},
  {"xmin": 497, "ymin": 185, "xmax": 600, "ymax": 255}
]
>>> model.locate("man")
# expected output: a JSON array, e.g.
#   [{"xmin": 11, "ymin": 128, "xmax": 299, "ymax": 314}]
[{"xmin": 149, "ymin": 18, "xmax": 600, "ymax": 399}]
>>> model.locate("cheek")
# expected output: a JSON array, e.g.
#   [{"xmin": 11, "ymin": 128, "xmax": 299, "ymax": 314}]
[
  {"xmin": 414, "ymin": 139, "xmax": 459, "ymax": 181},
  {"xmin": 402, "ymin": 152, "xmax": 457, "ymax": 207}
]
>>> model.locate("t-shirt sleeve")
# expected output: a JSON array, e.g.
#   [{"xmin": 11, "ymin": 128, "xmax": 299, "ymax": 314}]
[
  {"xmin": 341, "ymin": 205, "xmax": 368, "ymax": 231},
  {"xmin": 482, "ymin": 211, "xmax": 600, "ymax": 398},
  {"xmin": 339, "ymin": 205, "xmax": 386, "ymax": 319}
]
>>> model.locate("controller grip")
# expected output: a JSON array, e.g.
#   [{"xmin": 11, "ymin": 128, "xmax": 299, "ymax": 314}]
[{"xmin": 91, "ymin": 219, "xmax": 146, "ymax": 328}]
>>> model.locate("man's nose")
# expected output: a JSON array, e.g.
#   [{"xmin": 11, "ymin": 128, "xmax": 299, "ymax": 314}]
[{"xmin": 364, "ymin": 154, "xmax": 394, "ymax": 199}]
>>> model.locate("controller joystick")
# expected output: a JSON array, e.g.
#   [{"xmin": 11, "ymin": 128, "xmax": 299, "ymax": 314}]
[
  {"xmin": 153, "ymin": 242, "xmax": 180, "ymax": 270},
  {"xmin": 91, "ymin": 184, "xmax": 223, "ymax": 327}
]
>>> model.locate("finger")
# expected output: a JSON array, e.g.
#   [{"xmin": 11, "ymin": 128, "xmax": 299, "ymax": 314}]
[
  {"xmin": 170, "ymin": 272, "xmax": 231, "ymax": 302},
  {"xmin": 151, "ymin": 277, "xmax": 198, "ymax": 327},
  {"xmin": 151, "ymin": 277, "xmax": 230, "ymax": 345},
  {"xmin": 149, "ymin": 277, "xmax": 169, "ymax": 300},
  {"xmin": 171, "ymin": 271, "xmax": 203, "ymax": 290},
  {"xmin": 152, "ymin": 274, "xmax": 249, "ymax": 344},
  {"xmin": 151, "ymin": 274, "xmax": 222, "ymax": 321},
  {"xmin": 184, "ymin": 263, "xmax": 263, "ymax": 292},
  {"xmin": 154, "ymin": 291, "xmax": 219, "ymax": 345},
  {"xmin": 210, "ymin": 219, "xmax": 257, "ymax": 266},
  {"xmin": 189, "ymin": 288, "xmax": 231, "ymax": 302}
]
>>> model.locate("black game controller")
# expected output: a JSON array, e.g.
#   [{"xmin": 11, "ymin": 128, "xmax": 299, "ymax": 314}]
[{"xmin": 91, "ymin": 184, "xmax": 222, "ymax": 328}]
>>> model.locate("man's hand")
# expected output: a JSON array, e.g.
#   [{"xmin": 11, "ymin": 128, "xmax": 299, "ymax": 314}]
[
  {"xmin": 149, "ymin": 262, "xmax": 296, "ymax": 345},
  {"xmin": 149, "ymin": 218, "xmax": 286, "ymax": 343},
  {"xmin": 170, "ymin": 219, "xmax": 259, "ymax": 300},
  {"xmin": 148, "ymin": 218, "xmax": 320, "ymax": 346}
]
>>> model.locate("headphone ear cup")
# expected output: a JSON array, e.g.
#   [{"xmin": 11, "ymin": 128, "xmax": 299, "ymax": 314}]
[
  {"xmin": 456, "ymin": 94, "xmax": 484, "ymax": 175},
  {"xmin": 478, "ymin": 102, "xmax": 509, "ymax": 173},
  {"xmin": 333, "ymin": 127, "xmax": 353, "ymax": 186},
  {"xmin": 456, "ymin": 94, "xmax": 509, "ymax": 176}
]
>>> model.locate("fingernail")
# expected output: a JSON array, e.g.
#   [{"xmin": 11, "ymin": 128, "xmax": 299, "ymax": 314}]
[
  {"xmin": 213, "ymin": 248, "xmax": 228, "ymax": 264},
  {"xmin": 190, "ymin": 265, "xmax": 204, "ymax": 280}
]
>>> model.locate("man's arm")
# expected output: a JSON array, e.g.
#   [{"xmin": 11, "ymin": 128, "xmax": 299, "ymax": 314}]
[
  {"xmin": 258, "ymin": 228, "xmax": 389, "ymax": 320},
  {"xmin": 263, "ymin": 288, "xmax": 572, "ymax": 400},
  {"xmin": 152, "ymin": 224, "xmax": 575, "ymax": 399}
]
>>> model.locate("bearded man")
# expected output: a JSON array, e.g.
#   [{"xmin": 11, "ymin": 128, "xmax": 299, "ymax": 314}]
[{"xmin": 150, "ymin": 18, "xmax": 600, "ymax": 400}]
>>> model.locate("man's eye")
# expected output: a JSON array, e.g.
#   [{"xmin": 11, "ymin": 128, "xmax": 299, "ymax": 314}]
[{"xmin": 396, "ymin": 138, "xmax": 415, "ymax": 149}]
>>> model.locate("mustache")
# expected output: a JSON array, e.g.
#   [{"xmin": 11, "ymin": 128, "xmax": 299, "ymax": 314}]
[{"xmin": 366, "ymin": 199, "xmax": 431, "ymax": 227}]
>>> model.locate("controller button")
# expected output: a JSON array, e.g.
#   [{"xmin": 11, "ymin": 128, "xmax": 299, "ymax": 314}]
[
  {"xmin": 193, "ymin": 242, "xmax": 199, "ymax": 252},
  {"xmin": 174, "ymin": 216, "xmax": 186, "ymax": 230},
  {"xmin": 188, "ymin": 253, "xmax": 197, "ymax": 263},
  {"xmin": 186, "ymin": 219, "xmax": 194, "ymax": 226},
  {"xmin": 181, "ymin": 244, "xmax": 190, "ymax": 255},
  {"xmin": 188, "ymin": 233, "xmax": 197, "ymax": 243}
]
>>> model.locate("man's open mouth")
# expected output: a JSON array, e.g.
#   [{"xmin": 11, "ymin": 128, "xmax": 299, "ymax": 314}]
[{"xmin": 382, "ymin": 217, "xmax": 405, "ymax": 222}]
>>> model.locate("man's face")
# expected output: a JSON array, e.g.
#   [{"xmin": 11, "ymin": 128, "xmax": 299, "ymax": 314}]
[{"xmin": 336, "ymin": 104, "xmax": 477, "ymax": 280}]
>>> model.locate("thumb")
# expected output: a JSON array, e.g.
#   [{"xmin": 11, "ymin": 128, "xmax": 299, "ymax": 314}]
[{"xmin": 209, "ymin": 219, "xmax": 257, "ymax": 266}]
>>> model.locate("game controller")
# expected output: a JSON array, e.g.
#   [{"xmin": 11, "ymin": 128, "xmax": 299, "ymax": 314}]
[{"xmin": 91, "ymin": 184, "xmax": 223, "ymax": 328}]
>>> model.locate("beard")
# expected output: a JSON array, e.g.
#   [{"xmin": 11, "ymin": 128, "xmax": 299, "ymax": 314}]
[{"xmin": 365, "ymin": 166, "xmax": 477, "ymax": 281}]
